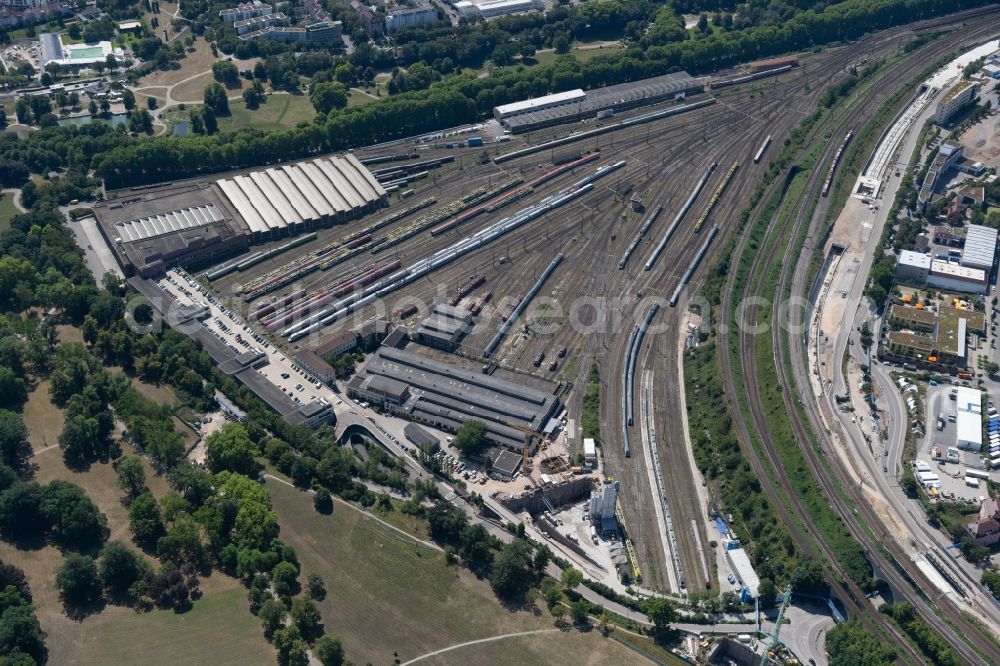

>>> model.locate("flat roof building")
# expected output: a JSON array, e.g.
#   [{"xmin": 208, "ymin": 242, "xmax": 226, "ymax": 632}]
[
  {"xmin": 896, "ymin": 249, "xmax": 931, "ymax": 284},
  {"xmin": 491, "ymin": 449, "xmax": 522, "ymax": 480},
  {"xmin": 935, "ymin": 80, "xmax": 978, "ymax": 125},
  {"xmin": 415, "ymin": 303, "xmax": 474, "ymax": 351},
  {"xmin": 497, "ymin": 72, "xmax": 705, "ymax": 133},
  {"xmin": 494, "ymin": 89, "xmax": 585, "ymax": 121},
  {"xmin": 454, "ymin": 0, "xmax": 542, "ymax": 19},
  {"xmin": 348, "ymin": 344, "xmax": 561, "ymax": 452},
  {"xmin": 385, "ymin": 3, "xmax": 440, "ymax": 32},
  {"xmin": 928, "ymin": 260, "xmax": 987, "ymax": 294},
  {"xmin": 725, "ymin": 545, "xmax": 761, "ymax": 602},
  {"xmin": 962, "ymin": 224, "xmax": 998, "ymax": 271},
  {"xmin": 220, "ymin": 0, "xmax": 272, "ymax": 22},
  {"xmin": 957, "ymin": 410, "xmax": 982, "ymax": 451}
]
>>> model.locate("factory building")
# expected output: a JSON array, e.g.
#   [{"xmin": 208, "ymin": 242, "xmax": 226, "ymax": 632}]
[
  {"xmin": 347, "ymin": 343, "xmax": 562, "ymax": 452},
  {"xmin": 385, "ymin": 3, "xmax": 440, "ymax": 32},
  {"xmin": 935, "ymin": 80, "xmax": 978, "ymax": 125},
  {"xmin": 895, "ymin": 250, "xmax": 931, "ymax": 284},
  {"xmin": 589, "ymin": 481, "xmax": 618, "ymax": 536},
  {"xmin": 415, "ymin": 303, "xmax": 474, "ymax": 350},
  {"xmin": 882, "ymin": 304, "xmax": 984, "ymax": 368},
  {"xmin": 725, "ymin": 544, "xmax": 761, "ymax": 603},
  {"xmin": 454, "ymin": 0, "xmax": 542, "ymax": 19},
  {"xmin": 961, "ymin": 224, "xmax": 998, "ymax": 271},
  {"xmin": 494, "ymin": 72, "xmax": 705, "ymax": 133},
  {"xmin": 215, "ymin": 154, "xmax": 386, "ymax": 237},
  {"xmin": 93, "ymin": 153, "xmax": 387, "ymax": 278}
]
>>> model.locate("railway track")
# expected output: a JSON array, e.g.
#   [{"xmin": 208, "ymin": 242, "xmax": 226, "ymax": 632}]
[{"xmin": 722, "ymin": 16, "xmax": 1000, "ymax": 664}]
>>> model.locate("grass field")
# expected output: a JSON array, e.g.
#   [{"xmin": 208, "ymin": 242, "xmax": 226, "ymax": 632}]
[
  {"xmin": 0, "ymin": 191, "xmax": 20, "ymax": 231},
  {"xmin": 418, "ymin": 629, "xmax": 651, "ymax": 665},
  {"xmin": 266, "ymin": 478, "xmax": 647, "ymax": 665},
  {"xmin": 216, "ymin": 94, "xmax": 316, "ymax": 133},
  {"xmin": 7, "ymin": 381, "xmax": 271, "ymax": 665},
  {"xmin": 532, "ymin": 44, "xmax": 621, "ymax": 68}
]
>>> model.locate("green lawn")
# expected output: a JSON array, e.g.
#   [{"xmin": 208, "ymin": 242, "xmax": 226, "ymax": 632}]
[
  {"xmin": 0, "ymin": 191, "xmax": 20, "ymax": 230},
  {"xmin": 532, "ymin": 44, "xmax": 621, "ymax": 68},
  {"xmin": 216, "ymin": 94, "xmax": 316, "ymax": 133},
  {"xmin": 47, "ymin": 583, "xmax": 274, "ymax": 666},
  {"xmin": 266, "ymin": 479, "xmax": 571, "ymax": 665}
]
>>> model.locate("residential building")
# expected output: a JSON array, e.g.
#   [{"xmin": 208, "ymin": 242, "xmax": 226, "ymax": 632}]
[
  {"xmin": 315, "ymin": 330, "xmax": 359, "ymax": 358},
  {"xmin": 240, "ymin": 20, "xmax": 342, "ymax": 43},
  {"xmin": 966, "ymin": 498, "xmax": 1000, "ymax": 547},
  {"xmin": 220, "ymin": 0, "xmax": 272, "ymax": 23},
  {"xmin": 385, "ymin": 2, "xmax": 440, "ymax": 32},
  {"xmin": 918, "ymin": 141, "xmax": 964, "ymax": 206},
  {"xmin": 293, "ymin": 349, "xmax": 337, "ymax": 384},
  {"xmin": 233, "ymin": 12, "xmax": 287, "ymax": 35},
  {"xmin": 935, "ymin": 80, "xmax": 978, "ymax": 125}
]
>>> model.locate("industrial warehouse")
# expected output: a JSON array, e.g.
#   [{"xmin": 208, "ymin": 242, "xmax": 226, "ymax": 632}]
[
  {"xmin": 347, "ymin": 340, "xmax": 563, "ymax": 452},
  {"xmin": 493, "ymin": 72, "xmax": 707, "ymax": 133},
  {"xmin": 92, "ymin": 154, "xmax": 387, "ymax": 277}
]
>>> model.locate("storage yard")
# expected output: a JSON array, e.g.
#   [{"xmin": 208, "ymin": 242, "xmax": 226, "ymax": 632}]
[{"xmin": 88, "ymin": 22, "xmax": 972, "ymax": 595}]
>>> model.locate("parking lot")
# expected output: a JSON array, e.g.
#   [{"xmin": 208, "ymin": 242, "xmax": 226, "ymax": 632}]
[{"xmin": 161, "ymin": 268, "xmax": 341, "ymax": 410}]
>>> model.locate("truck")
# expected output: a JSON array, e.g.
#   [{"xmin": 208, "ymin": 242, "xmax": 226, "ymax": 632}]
[
  {"xmin": 467, "ymin": 137, "xmax": 484, "ymax": 147},
  {"xmin": 533, "ymin": 353, "xmax": 545, "ymax": 367}
]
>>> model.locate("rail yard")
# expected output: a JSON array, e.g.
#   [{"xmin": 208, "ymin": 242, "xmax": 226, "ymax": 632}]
[{"xmin": 77, "ymin": 4, "xmax": 1000, "ymax": 662}]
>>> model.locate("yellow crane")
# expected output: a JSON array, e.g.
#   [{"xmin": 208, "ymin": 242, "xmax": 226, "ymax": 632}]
[{"xmin": 504, "ymin": 420, "xmax": 537, "ymax": 474}]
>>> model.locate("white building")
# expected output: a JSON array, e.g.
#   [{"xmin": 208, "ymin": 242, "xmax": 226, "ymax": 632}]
[
  {"xmin": 583, "ymin": 437, "xmax": 596, "ymax": 469},
  {"xmin": 725, "ymin": 545, "xmax": 760, "ymax": 603},
  {"xmin": 935, "ymin": 80, "xmax": 978, "ymax": 125},
  {"xmin": 956, "ymin": 387, "xmax": 983, "ymax": 452},
  {"xmin": 927, "ymin": 260, "xmax": 987, "ymax": 294},
  {"xmin": 455, "ymin": 0, "xmax": 542, "ymax": 20},
  {"xmin": 385, "ymin": 3, "xmax": 440, "ymax": 32},
  {"xmin": 220, "ymin": 0, "xmax": 272, "ymax": 23},
  {"xmin": 962, "ymin": 224, "xmax": 998, "ymax": 271},
  {"xmin": 494, "ymin": 88, "xmax": 585, "ymax": 121},
  {"xmin": 896, "ymin": 249, "xmax": 931, "ymax": 284}
]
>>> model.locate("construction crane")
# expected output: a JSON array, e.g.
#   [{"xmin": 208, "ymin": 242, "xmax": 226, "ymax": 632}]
[
  {"xmin": 760, "ymin": 585, "xmax": 794, "ymax": 666},
  {"xmin": 504, "ymin": 420, "xmax": 537, "ymax": 473}
]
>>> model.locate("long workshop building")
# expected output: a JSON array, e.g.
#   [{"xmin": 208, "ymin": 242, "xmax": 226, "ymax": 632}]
[
  {"xmin": 92, "ymin": 154, "xmax": 388, "ymax": 277},
  {"xmin": 347, "ymin": 343, "xmax": 562, "ymax": 452}
]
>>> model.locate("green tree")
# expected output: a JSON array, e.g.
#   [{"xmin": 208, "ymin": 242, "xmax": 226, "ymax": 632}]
[
  {"xmin": 97, "ymin": 540, "xmax": 150, "ymax": 599},
  {"xmin": 56, "ymin": 553, "xmax": 102, "ymax": 608},
  {"xmin": 0, "ymin": 411, "xmax": 30, "ymax": 472},
  {"xmin": 313, "ymin": 487, "xmax": 333, "ymax": 514},
  {"xmin": 454, "ymin": 420, "xmax": 488, "ymax": 455},
  {"xmin": 258, "ymin": 598, "xmax": 285, "ymax": 637},
  {"xmin": 561, "ymin": 567, "xmax": 583, "ymax": 589},
  {"xmin": 306, "ymin": 573, "xmax": 326, "ymax": 601},
  {"xmin": 115, "ymin": 456, "xmax": 146, "ymax": 499},
  {"xmin": 128, "ymin": 491, "xmax": 164, "ymax": 548},
  {"xmin": 271, "ymin": 561, "xmax": 298, "ymax": 597},
  {"xmin": 211, "ymin": 60, "xmax": 240, "ymax": 87},
  {"xmin": 0, "ymin": 482, "xmax": 46, "ymax": 541},
  {"xmin": 122, "ymin": 89, "xmax": 135, "ymax": 111},
  {"xmin": 314, "ymin": 634, "xmax": 345, "ymax": 666},
  {"xmin": 489, "ymin": 539, "xmax": 534, "ymax": 602},
  {"xmin": 204, "ymin": 423, "xmax": 259, "ymax": 477},
  {"xmin": 826, "ymin": 618, "xmax": 896, "ymax": 666},
  {"xmin": 203, "ymin": 82, "xmax": 229, "ymax": 116},
  {"xmin": 242, "ymin": 87, "xmax": 260, "ymax": 110},
  {"xmin": 310, "ymin": 82, "xmax": 348, "ymax": 114},
  {"xmin": 290, "ymin": 596, "xmax": 321, "ymax": 638},
  {"xmin": 552, "ymin": 34, "xmax": 570, "ymax": 54},
  {"xmin": 645, "ymin": 596, "xmax": 675, "ymax": 641},
  {"xmin": 569, "ymin": 599, "xmax": 589, "ymax": 625},
  {"xmin": 758, "ymin": 578, "xmax": 777, "ymax": 608}
]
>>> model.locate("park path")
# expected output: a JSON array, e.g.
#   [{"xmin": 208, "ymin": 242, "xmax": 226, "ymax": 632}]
[
  {"xmin": 2, "ymin": 188, "xmax": 25, "ymax": 214},
  {"xmin": 398, "ymin": 628, "xmax": 561, "ymax": 665}
]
